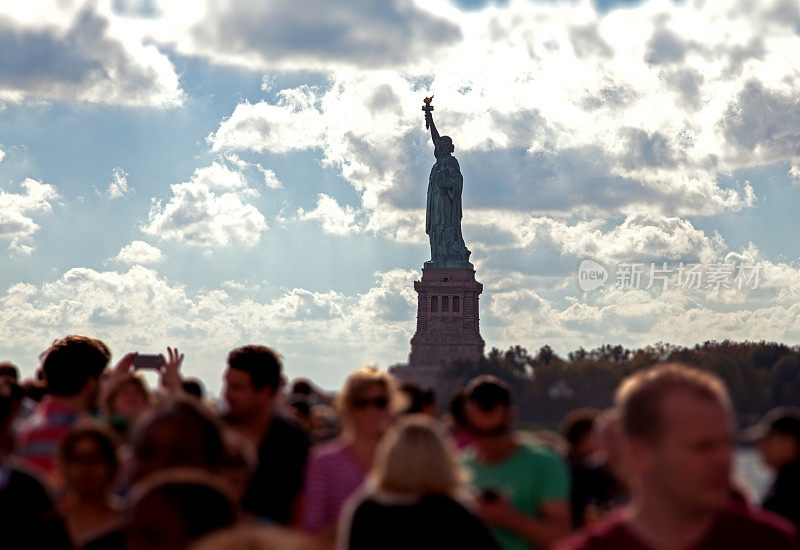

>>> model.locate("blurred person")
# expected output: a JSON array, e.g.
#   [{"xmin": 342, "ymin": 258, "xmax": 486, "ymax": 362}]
[
  {"xmin": 0, "ymin": 381, "xmax": 73, "ymax": 549},
  {"xmin": 13, "ymin": 378, "xmax": 48, "ymax": 425},
  {"xmin": 101, "ymin": 346, "xmax": 184, "ymax": 405},
  {"xmin": 398, "ymin": 381, "xmax": 437, "ymax": 416},
  {"xmin": 130, "ymin": 397, "xmax": 225, "ymax": 483},
  {"xmin": 222, "ymin": 345, "xmax": 309, "ymax": 524},
  {"xmin": 83, "ymin": 402, "xmax": 227, "ymax": 550},
  {"xmin": 447, "ymin": 390, "xmax": 473, "ymax": 449},
  {"xmin": 58, "ymin": 424, "xmax": 122, "ymax": 545},
  {"xmin": 21, "ymin": 377, "xmax": 48, "ymax": 402},
  {"xmin": 182, "ymin": 378, "xmax": 205, "ymax": 400},
  {"xmin": 561, "ymin": 409, "xmax": 625, "ymax": 528},
  {"xmin": 220, "ymin": 429, "xmax": 257, "ymax": 507},
  {"xmin": 530, "ymin": 429, "xmax": 569, "ymax": 457},
  {"xmin": 0, "ymin": 361, "xmax": 19, "ymax": 384},
  {"xmin": 302, "ymin": 366, "xmax": 403, "ymax": 547},
  {"xmin": 16, "ymin": 335, "xmax": 113, "ymax": 477},
  {"xmin": 310, "ymin": 403, "xmax": 342, "ymax": 444},
  {"xmin": 291, "ymin": 377, "xmax": 333, "ymax": 407},
  {"xmin": 747, "ymin": 406, "xmax": 800, "ymax": 532},
  {"xmin": 292, "ymin": 378, "xmax": 314, "ymax": 398},
  {"xmin": 594, "ymin": 409, "xmax": 627, "ymax": 487},
  {"xmin": 338, "ymin": 414, "xmax": 500, "ymax": 550},
  {"xmin": 125, "ymin": 469, "xmax": 237, "ymax": 550},
  {"xmin": 289, "ymin": 396, "xmax": 314, "ymax": 432},
  {"xmin": 462, "ymin": 375, "xmax": 571, "ymax": 550},
  {"xmin": 557, "ymin": 363, "xmax": 799, "ymax": 550},
  {"xmin": 190, "ymin": 524, "xmax": 317, "ymax": 550},
  {"xmin": 562, "ymin": 409, "xmax": 602, "ymax": 461},
  {"xmin": 102, "ymin": 373, "xmax": 150, "ymax": 438}
]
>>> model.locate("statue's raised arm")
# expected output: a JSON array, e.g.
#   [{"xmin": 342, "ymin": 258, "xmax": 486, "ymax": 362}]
[{"xmin": 423, "ymin": 96, "xmax": 440, "ymax": 143}]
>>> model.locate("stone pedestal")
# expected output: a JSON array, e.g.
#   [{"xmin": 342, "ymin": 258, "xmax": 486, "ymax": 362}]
[{"xmin": 408, "ymin": 267, "xmax": 485, "ymax": 368}]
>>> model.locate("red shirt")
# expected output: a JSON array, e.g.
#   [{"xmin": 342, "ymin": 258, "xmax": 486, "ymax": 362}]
[
  {"xmin": 15, "ymin": 397, "xmax": 79, "ymax": 477},
  {"xmin": 557, "ymin": 505, "xmax": 799, "ymax": 550}
]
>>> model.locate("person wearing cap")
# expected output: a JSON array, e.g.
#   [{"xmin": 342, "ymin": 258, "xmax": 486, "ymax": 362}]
[{"xmin": 749, "ymin": 406, "xmax": 800, "ymax": 533}]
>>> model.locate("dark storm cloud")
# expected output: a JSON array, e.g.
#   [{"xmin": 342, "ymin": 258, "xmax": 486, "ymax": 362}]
[
  {"xmin": 0, "ymin": 8, "xmax": 180, "ymax": 105},
  {"xmin": 721, "ymin": 79, "xmax": 800, "ymax": 161},
  {"xmin": 189, "ymin": 0, "xmax": 462, "ymax": 69}
]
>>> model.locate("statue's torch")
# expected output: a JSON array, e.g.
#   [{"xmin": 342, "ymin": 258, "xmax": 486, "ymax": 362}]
[{"xmin": 423, "ymin": 96, "xmax": 434, "ymax": 129}]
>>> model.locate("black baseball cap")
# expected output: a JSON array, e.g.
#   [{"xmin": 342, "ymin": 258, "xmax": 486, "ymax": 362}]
[{"xmin": 741, "ymin": 406, "xmax": 800, "ymax": 443}]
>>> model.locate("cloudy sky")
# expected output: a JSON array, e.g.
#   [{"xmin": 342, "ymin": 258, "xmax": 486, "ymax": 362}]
[{"xmin": 2, "ymin": 0, "xmax": 800, "ymax": 392}]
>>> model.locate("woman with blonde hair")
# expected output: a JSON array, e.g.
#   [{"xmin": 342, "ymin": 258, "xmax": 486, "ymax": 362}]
[
  {"xmin": 301, "ymin": 366, "xmax": 402, "ymax": 547},
  {"xmin": 338, "ymin": 415, "xmax": 499, "ymax": 550}
]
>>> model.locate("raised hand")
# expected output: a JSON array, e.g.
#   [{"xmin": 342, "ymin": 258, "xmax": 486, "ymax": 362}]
[
  {"xmin": 160, "ymin": 346, "xmax": 184, "ymax": 394},
  {"xmin": 109, "ymin": 352, "xmax": 138, "ymax": 384}
]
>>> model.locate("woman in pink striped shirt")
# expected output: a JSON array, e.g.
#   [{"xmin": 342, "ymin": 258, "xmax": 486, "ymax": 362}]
[{"xmin": 301, "ymin": 366, "xmax": 403, "ymax": 548}]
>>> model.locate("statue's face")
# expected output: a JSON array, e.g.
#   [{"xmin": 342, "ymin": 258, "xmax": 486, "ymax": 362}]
[{"xmin": 437, "ymin": 137, "xmax": 454, "ymax": 157}]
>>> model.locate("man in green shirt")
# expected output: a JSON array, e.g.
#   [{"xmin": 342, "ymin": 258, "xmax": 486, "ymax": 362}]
[{"xmin": 462, "ymin": 376, "xmax": 571, "ymax": 550}]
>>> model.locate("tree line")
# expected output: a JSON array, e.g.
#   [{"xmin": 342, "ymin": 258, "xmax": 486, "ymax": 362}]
[{"xmin": 440, "ymin": 340, "xmax": 800, "ymax": 428}]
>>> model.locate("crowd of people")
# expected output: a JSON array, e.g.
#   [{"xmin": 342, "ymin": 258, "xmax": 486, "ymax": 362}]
[{"xmin": 1, "ymin": 336, "xmax": 799, "ymax": 549}]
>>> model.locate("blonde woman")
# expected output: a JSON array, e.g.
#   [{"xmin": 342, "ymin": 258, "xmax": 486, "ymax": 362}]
[
  {"xmin": 338, "ymin": 415, "xmax": 499, "ymax": 550},
  {"xmin": 301, "ymin": 366, "xmax": 403, "ymax": 547}
]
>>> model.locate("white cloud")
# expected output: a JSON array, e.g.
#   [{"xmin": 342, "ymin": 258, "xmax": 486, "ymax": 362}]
[
  {"xmin": 789, "ymin": 159, "xmax": 800, "ymax": 185},
  {"xmin": 0, "ymin": 2, "xmax": 182, "ymax": 106},
  {"xmin": 467, "ymin": 212, "xmax": 726, "ymax": 266},
  {"xmin": 204, "ymin": 0, "xmax": 800, "ymax": 250},
  {"xmin": 483, "ymin": 248, "xmax": 800, "ymax": 356},
  {"xmin": 221, "ymin": 280, "xmax": 261, "ymax": 292},
  {"xmin": 297, "ymin": 194, "xmax": 362, "ymax": 236},
  {"xmin": 0, "ymin": 148, "xmax": 5, "ymax": 163},
  {"xmin": 142, "ymin": 160, "xmax": 267, "ymax": 248},
  {"xmin": 0, "ymin": 265, "xmax": 420, "ymax": 389},
  {"xmin": 115, "ymin": 240, "xmax": 163, "ymax": 265},
  {"xmin": 3, "ymin": 246, "xmax": 800, "ymax": 389},
  {"xmin": 106, "ymin": 167, "xmax": 131, "ymax": 199},
  {"xmin": 260, "ymin": 168, "xmax": 282, "ymax": 190},
  {"xmin": 222, "ymin": 153, "xmax": 283, "ymax": 189},
  {"xmin": 210, "ymin": 86, "xmax": 326, "ymax": 154},
  {"xmin": 0, "ymin": 178, "xmax": 58, "ymax": 255}
]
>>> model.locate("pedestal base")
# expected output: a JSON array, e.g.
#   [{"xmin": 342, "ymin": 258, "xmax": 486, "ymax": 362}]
[{"xmin": 408, "ymin": 266, "xmax": 485, "ymax": 369}]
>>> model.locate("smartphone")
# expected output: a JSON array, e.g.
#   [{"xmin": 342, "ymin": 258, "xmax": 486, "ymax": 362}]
[{"xmin": 133, "ymin": 354, "xmax": 164, "ymax": 370}]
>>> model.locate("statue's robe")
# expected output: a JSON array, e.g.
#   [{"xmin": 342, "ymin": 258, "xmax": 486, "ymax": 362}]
[{"xmin": 426, "ymin": 151, "xmax": 470, "ymax": 265}]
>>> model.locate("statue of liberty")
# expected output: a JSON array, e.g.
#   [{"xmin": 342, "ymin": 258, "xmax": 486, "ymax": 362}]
[{"xmin": 422, "ymin": 97, "xmax": 472, "ymax": 268}]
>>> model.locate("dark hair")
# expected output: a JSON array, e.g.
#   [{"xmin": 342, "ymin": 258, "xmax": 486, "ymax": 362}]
[
  {"xmin": 465, "ymin": 375, "xmax": 512, "ymax": 410},
  {"xmin": 59, "ymin": 423, "xmax": 119, "ymax": 480},
  {"xmin": 560, "ymin": 408, "xmax": 601, "ymax": 448},
  {"xmin": 0, "ymin": 362, "xmax": 19, "ymax": 381},
  {"xmin": 182, "ymin": 378, "xmax": 205, "ymax": 399},
  {"xmin": 400, "ymin": 382, "xmax": 436, "ymax": 414},
  {"xmin": 132, "ymin": 398, "xmax": 225, "ymax": 479},
  {"xmin": 42, "ymin": 336, "xmax": 111, "ymax": 396},
  {"xmin": 104, "ymin": 373, "xmax": 150, "ymax": 414},
  {"xmin": 226, "ymin": 345, "xmax": 282, "ymax": 390},
  {"xmin": 448, "ymin": 390, "xmax": 468, "ymax": 428},
  {"xmin": 132, "ymin": 472, "xmax": 236, "ymax": 542},
  {"xmin": 0, "ymin": 381, "xmax": 23, "ymax": 428},
  {"xmin": 289, "ymin": 396, "xmax": 311, "ymax": 418},
  {"xmin": 21, "ymin": 379, "xmax": 47, "ymax": 402},
  {"xmin": 291, "ymin": 378, "xmax": 312, "ymax": 396},
  {"xmin": 0, "ymin": 382, "xmax": 23, "ymax": 453}
]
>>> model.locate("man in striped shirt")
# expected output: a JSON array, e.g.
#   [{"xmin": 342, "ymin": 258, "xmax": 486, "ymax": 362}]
[{"xmin": 16, "ymin": 336, "xmax": 111, "ymax": 478}]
